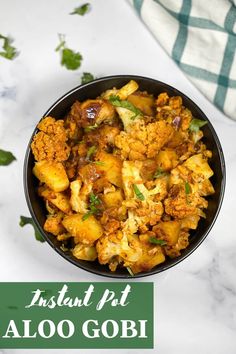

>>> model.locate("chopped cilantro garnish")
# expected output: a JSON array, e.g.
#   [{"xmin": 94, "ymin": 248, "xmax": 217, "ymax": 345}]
[
  {"xmin": 109, "ymin": 95, "xmax": 143, "ymax": 119},
  {"xmin": 81, "ymin": 72, "xmax": 95, "ymax": 84},
  {"xmin": 189, "ymin": 118, "xmax": 207, "ymax": 132},
  {"xmin": 84, "ymin": 123, "xmax": 98, "ymax": 132},
  {"xmin": 93, "ymin": 161, "xmax": 105, "ymax": 166},
  {"xmin": 0, "ymin": 149, "xmax": 16, "ymax": 166},
  {"xmin": 185, "ymin": 182, "xmax": 192, "ymax": 195},
  {"xmin": 86, "ymin": 145, "xmax": 97, "ymax": 159},
  {"xmin": 82, "ymin": 211, "xmax": 93, "ymax": 221},
  {"xmin": 149, "ymin": 237, "xmax": 167, "ymax": 246},
  {"xmin": 70, "ymin": 3, "xmax": 91, "ymax": 16},
  {"xmin": 55, "ymin": 34, "xmax": 83, "ymax": 71},
  {"xmin": 153, "ymin": 167, "xmax": 167, "ymax": 179},
  {"xmin": 89, "ymin": 193, "xmax": 100, "ymax": 206},
  {"xmin": 133, "ymin": 184, "xmax": 145, "ymax": 201},
  {"xmin": 82, "ymin": 193, "xmax": 102, "ymax": 221},
  {"xmin": 19, "ymin": 216, "xmax": 45, "ymax": 243},
  {"xmin": 0, "ymin": 34, "xmax": 18, "ymax": 60}
]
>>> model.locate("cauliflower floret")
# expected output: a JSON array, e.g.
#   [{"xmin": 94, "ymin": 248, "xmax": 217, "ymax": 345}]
[
  {"xmin": 70, "ymin": 179, "xmax": 93, "ymax": 213},
  {"xmin": 115, "ymin": 106, "xmax": 142, "ymax": 132},
  {"xmin": 129, "ymin": 243, "xmax": 165, "ymax": 274},
  {"xmin": 180, "ymin": 108, "xmax": 192, "ymax": 130},
  {"xmin": 122, "ymin": 160, "xmax": 166, "ymax": 202},
  {"xmin": 183, "ymin": 154, "xmax": 214, "ymax": 180},
  {"xmin": 72, "ymin": 243, "xmax": 97, "ymax": 261},
  {"xmin": 31, "ymin": 117, "xmax": 70, "ymax": 162},
  {"xmin": 122, "ymin": 160, "xmax": 143, "ymax": 199},
  {"xmin": 123, "ymin": 201, "xmax": 163, "ymax": 234},
  {"xmin": 156, "ymin": 92, "xmax": 169, "ymax": 107},
  {"xmin": 115, "ymin": 119, "xmax": 174, "ymax": 160},
  {"xmin": 96, "ymin": 232, "xmax": 142, "ymax": 269},
  {"xmin": 97, "ymin": 230, "xmax": 165, "ymax": 274},
  {"xmin": 164, "ymin": 184, "xmax": 207, "ymax": 219},
  {"xmin": 121, "ymin": 161, "xmax": 164, "ymax": 232},
  {"xmin": 44, "ymin": 212, "xmax": 65, "ymax": 236}
]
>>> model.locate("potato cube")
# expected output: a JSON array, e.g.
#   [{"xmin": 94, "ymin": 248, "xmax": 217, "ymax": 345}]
[
  {"xmin": 157, "ymin": 221, "xmax": 181, "ymax": 246},
  {"xmin": 180, "ymin": 215, "xmax": 200, "ymax": 229},
  {"xmin": 127, "ymin": 94, "xmax": 155, "ymax": 116},
  {"xmin": 62, "ymin": 213, "xmax": 103, "ymax": 245},
  {"xmin": 33, "ymin": 161, "xmax": 69, "ymax": 192},
  {"xmin": 102, "ymin": 189, "xmax": 123, "ymax": 208},
  {"xmin": 156, "ymin": 149, "xmax": 178, "ymax": 171},
  {"xmin": 131, "ymin": 246, "xmax": 165, "ymax": 274},
  {"xmin": 96, "ymin": 151, "xmax": 123, "ymax": 187},
  {"xmin": 39, "ymin": 187, "xmax": 71, "ymax": 214}
]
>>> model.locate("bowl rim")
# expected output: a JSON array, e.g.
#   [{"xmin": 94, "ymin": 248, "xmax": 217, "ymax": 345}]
[{"xmin": 23, "ymin": 74, "xmax": 226, "ymax": 278}]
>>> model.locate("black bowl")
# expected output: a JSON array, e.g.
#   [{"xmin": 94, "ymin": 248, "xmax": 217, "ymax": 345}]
[{"xmin": 24, "ymin": 75, "xmax": 226, "ymax": 278}]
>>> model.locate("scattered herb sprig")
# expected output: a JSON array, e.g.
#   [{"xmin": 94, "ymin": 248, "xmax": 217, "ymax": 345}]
[
  {"xmin": 109, "ymin": 95, "xmax": 143, "ymax": 119},
  {"xmin": 0, "ymin": 149, "xmax": 16, "ymax": 166},
  {"xmin": 0, "ymin": 34, "xmax": 18, "ymax": 60},
  {"xmin": 149, "ymin": 237, "xmax": 167, "ymax": 246},
  {"xmin": 133, "ymin": 184, "xmax": 145, "ymax": 201},
  {"xmin": 70, "ymin": 3, "xmax": 91, "ymax": 16},
  {"xmin": 55, "ymin": 34, "xmax": 83, "ymax": 70},
  {"xmin": 189, "ymin": 118, "xmax": 207, "ymax": 132},
  {"xmin": 19, "ymin": 216, "xmax": 45, "ymax": 243},
  {"xmin": 82, "ymin": 193, "xmax": 102, "ymax": 221},
  {"xmin": 81, "ymin": 72, "xmax": 95, "ymax": 84}
]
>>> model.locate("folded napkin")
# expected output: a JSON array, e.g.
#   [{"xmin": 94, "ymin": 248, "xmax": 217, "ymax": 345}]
[{"xmin": 131, "ymin": 0, "xmax": 236, "ymax": 120}]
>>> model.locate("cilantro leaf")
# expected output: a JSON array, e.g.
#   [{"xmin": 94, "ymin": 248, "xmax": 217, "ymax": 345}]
[
  {"xmin": 185, "ymin": 182, "xmax": 192, "ymax": 195},
  {"xmin": 189, "ymin": 118, "xmax": 207, "ymax": 132},
  {"xmin": 93, "ymin": 161, "xmax": 105, "ymax": 166},
  {"xmin": 149, "ymin": 237, "xmax": 167, "ymax": 246},
  {"xmin": 84, "ymin": 123, "xmax": 98, "ymax": 132},
  {"xmin": 19, "ymin": 216, "xmax": 45, "ymax": 243},
  {"xmin": 82, "ymin": 193, "xmax": 102, "ymax": 221},
  {"xmin": 133, "ymin": 184, "xmax": 145, "ymax": 201},
  {"xmin": 61, "ymin": 48, "xmax": 83, "ymax": 70},
  {"xmin": 109, "ymin": 95, "xmax": 143, "ymax": 119},
  {"xmin": 89, "ymin": 193, "xmax": 101, "ymax": 206},
  {"xmin": 153, "ymin": 167, "xmax": 167, "ymax": 179},
  {"xmin": 86, "ymin": 145, "xmax": 97, "ymax": 159},
  {"xmin": 70, "ymin": 3, "xmax": 91, "ymax": 16},
  {"xmin": 55, "ymin": 34, "xmax": 83, "ymax": 71},
  {"xmin": 0, "ymin": 149, "xmax": 16, "ymax": 166},
  {"xmin": 81, "ymin": 72, "xmax": 95, "ymax": 84},
  {"xmin": 0, "ymin": 34, "xmax": 18, "ymax": 60},
  {"xmin": 82, "ymin": 211, "xmax": 93, "ymax": 221}
]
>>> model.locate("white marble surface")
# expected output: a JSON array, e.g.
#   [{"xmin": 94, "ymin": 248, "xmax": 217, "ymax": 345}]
[{"xmin": 0, "ymin": 0, "xmax": 235, "ymax": 353}]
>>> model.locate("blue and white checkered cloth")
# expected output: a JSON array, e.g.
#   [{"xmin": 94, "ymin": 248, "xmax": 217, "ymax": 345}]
[{"xmin": 131, "ymin": 0, "xmax": 236, "ymax": 120}]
